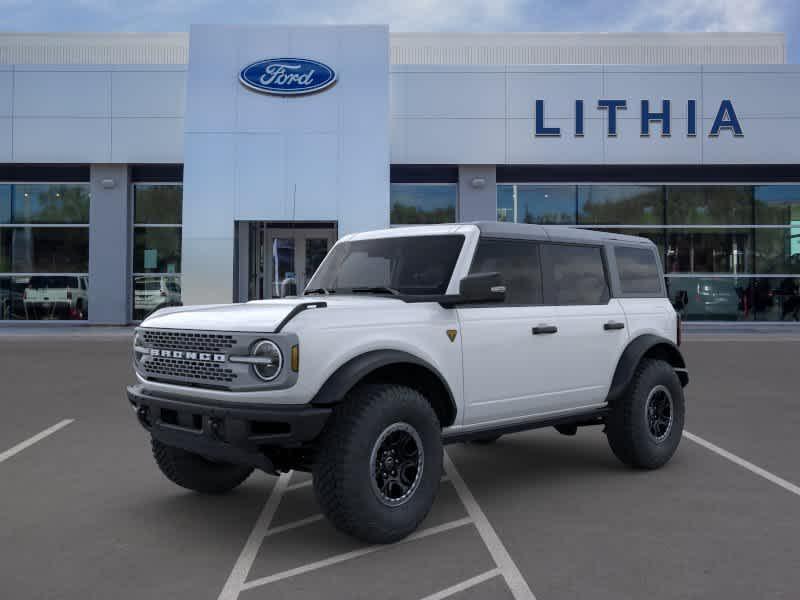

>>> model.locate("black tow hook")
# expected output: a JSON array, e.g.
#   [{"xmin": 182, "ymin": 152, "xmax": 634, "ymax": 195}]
[
  {"xmin": 136, "ymin": 405, "xmax": 151, "ymax": 428},
  {"xmin": 208, "ymin": 417, "xmax": 224, "ymax": 441}
]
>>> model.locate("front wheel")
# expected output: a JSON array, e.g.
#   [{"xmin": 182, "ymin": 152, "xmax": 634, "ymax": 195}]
[
  {"xmin": 606, "ymin": 359, "xmax": 685, "ymax": 469},
  {"xmin": 151, "ymin": 438, "xmax": 254, "ymax": 493},
  {"xmin": 313, "ymin": 384, "xmax": 443, "ymax": 544}
]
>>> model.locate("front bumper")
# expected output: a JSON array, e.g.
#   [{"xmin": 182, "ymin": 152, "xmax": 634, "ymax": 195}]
[{"xmin": 127, "ymin": 384, "xmax": 331, "ymax": 473}]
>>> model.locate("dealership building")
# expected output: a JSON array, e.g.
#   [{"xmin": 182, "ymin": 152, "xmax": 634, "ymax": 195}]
[{"xmin": 0, "ymin": 27, "xmax": 799, "ymax": 324}]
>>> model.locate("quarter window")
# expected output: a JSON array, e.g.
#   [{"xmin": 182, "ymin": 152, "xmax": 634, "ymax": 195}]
[
  {"xmin": 469, "ymin": 239, "xmax": 542, "ymax": 305},
  {"xmin": 543, "ymin": 244, "xmax": 610, "ymax": 305},
  {"xmin": 615, "ymin": 246, "xmax": 663, "ymax": 295}
]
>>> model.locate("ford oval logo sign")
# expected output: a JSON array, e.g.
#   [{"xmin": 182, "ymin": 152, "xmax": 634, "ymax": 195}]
[{"xmin": 239, "ymin": 58, "xmax": 337, "ymax": 96}]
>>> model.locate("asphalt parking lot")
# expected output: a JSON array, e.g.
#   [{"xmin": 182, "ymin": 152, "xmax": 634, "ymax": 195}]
[{"xmin": 2, "ymin": 329, "xmax": 800, "ymax": 599}]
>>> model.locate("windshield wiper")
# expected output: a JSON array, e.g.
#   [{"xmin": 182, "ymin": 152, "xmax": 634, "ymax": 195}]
[
  {"xmin": 350, "ymin": 286, "xmax": 401, "ymax": 296},
  {"xmin": 305, "ymin": 287, "xmax": 335, "ymax": 296}
]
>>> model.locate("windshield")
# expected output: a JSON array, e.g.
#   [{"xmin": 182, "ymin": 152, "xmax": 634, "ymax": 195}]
[{"xmin": 306, "ymin": 234, "xmax": 465, "ymax": 296}]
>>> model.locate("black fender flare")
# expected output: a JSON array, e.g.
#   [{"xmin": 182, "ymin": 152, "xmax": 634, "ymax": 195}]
[
  {"xmin": 310, "ymin": 349, "xmax": 457, "ymax": 426},
  {"xmin": 606, "ymin": 334, "xmax": 688, "ymax": 406}
]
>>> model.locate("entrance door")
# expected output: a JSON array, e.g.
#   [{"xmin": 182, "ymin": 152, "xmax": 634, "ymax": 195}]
[{"xmin": 248, "ymin": 224, "xmax": 336, "ymax": 300}]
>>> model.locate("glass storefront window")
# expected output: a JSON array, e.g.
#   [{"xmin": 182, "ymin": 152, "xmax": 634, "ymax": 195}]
[
  {"xmin": 132, "ymin": 275, "xmax": 181, "ymax": 321},
  {"xmin": 132, "ymin": 184, "xmax": 183, "ymax": 320},
  {"xmin": 1, "ymin": 275, "xmax": 88, "ymax": 320},
  {"xmin": 578, "ymin": 185, "xmax": 663, "ymax": 225},
  {"xmin": 666, "ymin": 276, "xmax": 753, "ymax": 321},
  {"xmin": 666, "ymin": 186, "xmax": 753, "ymax": 225},
  {"xmin": 755, "ymin": 228, "xmax": 800, "ymax": 274},
  {"xmin": 0, "ymin": 228, "xmax": 89, "ymax": 273},
  {"xmin": 497, "ymin": 185, "xmax": 575, "ymax": 224},
  {"xmin": 667, "ymin": 276, "xmax": 800, "ymax": 322},
  {"xmin": 390, "ymin": 184, "xmax": 456, "ymax": 225},
  {"xmin": 133, "ymin": 185, "xmax": 183, "ymax": 225},
  {"xmin": 133, "ymin": 227, "xmax": 181, "ymax": 273},
  {"xmin": 0, "ymin": 183, "xmax": 90, "ymax": 320},
  {"xmin": 754, "ymin": 185, "xmax": 800, "ymax": 225},
  {"xmin": 751, "ymin": 277, "xmax": 800, "ymax": 321},
  {"xmin": 665, "ymin": 229, "xmax": 753, "ymax": 274}
]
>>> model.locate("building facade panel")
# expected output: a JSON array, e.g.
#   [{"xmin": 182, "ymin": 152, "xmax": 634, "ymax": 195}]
[
  {"xmin": 13, "ymin": 69, "xmax": 111, "ymax": 117},
  {"xmin": 0, "ymin": 118, "xmax": 11, "ymax": 161},
  {"xmin": 111, "ymin": 70, "xmax": 186, "ymax": 117},
  {"xmin": 13, "ymin": 117, "xmax": 111, "ymax": 163},
  {"xmin": 111, "ymin": 117, "xmax": 184, "ymax": 163},
  {"xmin": 506, "ymin": 67, "xmax": 603, "ymax": 119}
]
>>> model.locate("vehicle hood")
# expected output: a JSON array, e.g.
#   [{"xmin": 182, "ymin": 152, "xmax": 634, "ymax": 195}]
[{"xmin": 140, "ymin": 296, "xmax": 403, "ymax": 333}]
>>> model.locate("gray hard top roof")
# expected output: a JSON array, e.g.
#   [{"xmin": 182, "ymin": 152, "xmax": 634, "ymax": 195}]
[{"xmin": 472, "ymin": 221, "xmax": 654, "ymax": 248}]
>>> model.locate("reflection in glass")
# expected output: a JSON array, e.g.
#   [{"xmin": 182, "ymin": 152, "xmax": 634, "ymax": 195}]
[
  {"xmin": 272, "ymin": 238, "xmax": 296, "ymax": 297},
  {"xmin": 133, "ymin": 228, "xmax": 181, "ymax": 273},
  {"xmin": 132, "ymin": 275, "xmax": 181, "ymax": 320},
  {"xmin": 0, "ymin": 275, "xmax": 88, "ymax": 320},
  {"xmin": 0, "ymin": 228, "xmax": 90, "ymax": 273},
  {"xmin": 578, "ymin": 186, "xmax": 663, "ymax": 225},
  {"xmin": 754, "ymin": 185, "xmax": 800, "ymax": 225},
  {"xmin": 134, "ymin": 185, "xmax": 183, "ymax": 225},
  {"xmin": 305, "ymin": 238, "xmax": 329, "ymax": 281},
  {"xmin": 497, "ymin": 185, "xmax": 575, "ymax": 224},
  {"xmin": 755, "ymin": 228, "xmax": 800, "ymax": 274},
  {"xmin": 752, "ymin": 277, "xmax": 800, "ymax": 321},
  {"xmin": 666, "ymin": 186, "xmax": 752, "ymax": 225},
  {"xmin": 665, "ymin": 229, "xmax": 753, "ymax": 274},
  {"xmin": 0, "ymin": 184, "xmax": 90, "ymax": 225},
  {"xmin": 666, "ymin": 276, "xmax": 752, "ymax": 321},
  {"xmin": 390, "ymin": 184, "xmax": 457, "ymax": 225}
]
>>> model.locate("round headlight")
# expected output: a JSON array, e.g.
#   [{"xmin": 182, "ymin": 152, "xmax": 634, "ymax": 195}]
[{"xmin": 252, "ymin": 340, "xmax": 283, "ymax": 382}]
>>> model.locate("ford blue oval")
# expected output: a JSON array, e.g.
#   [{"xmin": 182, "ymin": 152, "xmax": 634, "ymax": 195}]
[{"xmin": 239, "ymin": 57, "xmax": 337, "ymax": 96}]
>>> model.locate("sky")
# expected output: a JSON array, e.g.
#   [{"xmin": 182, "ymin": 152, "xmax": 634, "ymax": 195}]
[{"xmin": 0, "ymin": 0, "xmax": 797, "ymax": 62}]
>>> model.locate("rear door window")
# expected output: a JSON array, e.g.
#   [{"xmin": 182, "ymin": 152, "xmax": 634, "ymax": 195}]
[
  {"xmin": 615, "ymin": 246, "xmax": 663, "ymax": 295},
  {"xmin": 542, "ymin": 244, "xmax": 610, "ymax": 305},
  {"xmin": 469, "ymin": 239, "xmax": 542, "ymax": 305}
]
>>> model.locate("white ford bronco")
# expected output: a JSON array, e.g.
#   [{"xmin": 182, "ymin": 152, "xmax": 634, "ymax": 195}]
[{"xmin": 128, "ymin": 222, "xmax": 688, "ymax": 543}]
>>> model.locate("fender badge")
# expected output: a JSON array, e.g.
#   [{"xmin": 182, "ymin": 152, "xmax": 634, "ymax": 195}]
[{"xmin": 446, "ymin": 329, "xmax": 458, "ymax": 342}]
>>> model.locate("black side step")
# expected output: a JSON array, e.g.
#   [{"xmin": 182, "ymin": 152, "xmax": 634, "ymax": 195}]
[{"xmin": 442, "ymin": 407, "xmax": 608, "ymax": 445}]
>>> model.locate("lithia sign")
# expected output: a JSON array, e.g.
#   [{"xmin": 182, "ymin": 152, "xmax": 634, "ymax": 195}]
[{"xmin": 535, "ymin": 99, "xmax": 743, "ymax": 138}]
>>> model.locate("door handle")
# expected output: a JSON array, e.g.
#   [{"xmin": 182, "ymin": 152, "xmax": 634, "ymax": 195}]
[
  {"xmin": 604, "ymin": 321, "xmax": 625, "ymax": 330},
  {"xmin": 532, "ymin": 324, "xmax": 558, "ymax": 335}
]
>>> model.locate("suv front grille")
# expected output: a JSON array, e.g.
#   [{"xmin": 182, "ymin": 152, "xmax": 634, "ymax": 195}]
[
  {"xmin": 142, "ymin": 330, "xmax": 237, "ymax": 353},
  {"xmin": 145, "ymin": 355, "xmax": 237, "ymax": 384}
]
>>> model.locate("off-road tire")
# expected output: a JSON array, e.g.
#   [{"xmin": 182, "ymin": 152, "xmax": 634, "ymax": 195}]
[
  {"xmin": 151, "ymin": 438, "xmax": 254, "ymax": 493},
  {"xmin": 313, "ymin": 384, "xmax": 443, "ymax": 544},
  {"xmin": 606, "ymin": 359, "xmax": 685, "ymax": 469}
]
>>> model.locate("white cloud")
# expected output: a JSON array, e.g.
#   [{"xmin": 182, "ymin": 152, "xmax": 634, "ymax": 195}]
[
  {"xmin": 272, "ymin": 0, "xmax": 524, "ymax": 31},
  {"xmin": 624, "ymin": 0, "xmax": 779, "ymax": 32}
]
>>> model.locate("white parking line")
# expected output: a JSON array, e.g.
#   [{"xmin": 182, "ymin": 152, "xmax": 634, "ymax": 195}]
[
  {"xmin": 264, "ymin": 514, "xmax": 324, "ymax": 536},
  {"xmin": 444, "ymin": 452, "xmax": 537, "ymax": 600},
  {"xmin": 684, "ymin": 430, "xmax": 800, "ymax": 498},
  {"xmin": 217, "ymin": 472, "xmax": 291, "ymax": 600},
  {"xmin": 0, "ymin": 419, "xmax": 74, "ymax": 464},
  {"xmin": 241, "ymin": 517, "xmax": 473, "ymax": 591},
  {"xmin": 417, "ymin": 568, "xmax": 501, "ymax": 600}
]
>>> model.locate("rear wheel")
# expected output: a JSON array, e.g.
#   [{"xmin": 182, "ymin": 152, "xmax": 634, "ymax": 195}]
[
  {"xmin": 606, "ymin": 359, "xmax": 685, "ymax": 469},
  {"xmin": 313, "ymin": 384, "xmax": 442, "ymax": 544},
  {"xmin": 151, "ymin": 438, "xmax": 254, "ymax": 493}
]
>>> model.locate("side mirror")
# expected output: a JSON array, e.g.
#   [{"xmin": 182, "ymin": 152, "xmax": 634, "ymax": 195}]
[{"xmin": 458, "ymin": 272, "xmax": 506, "ymax": 304}]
